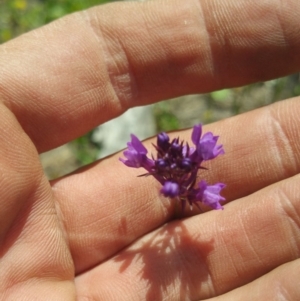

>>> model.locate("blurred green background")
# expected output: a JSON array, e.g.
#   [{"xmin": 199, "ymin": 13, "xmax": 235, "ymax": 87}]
[
  {"xmin": 1, "ymin": 0, "xmax": 299, "ymax": 178},
  {"xmin": 0, "ymin": 0, "xmax": 111, "ymax": 42}
]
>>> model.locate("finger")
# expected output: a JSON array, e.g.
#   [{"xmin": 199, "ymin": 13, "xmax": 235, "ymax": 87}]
[
  {"xmin": 205, "ymin": 260, "xmax": 300, "ymax": 301},
  {"xmin": 0, "ymin": 102, "xmax": 42, "ymax": 242},
  {"xmin": 52, "ymin": 97, "xmax": 300, "ymax": 274},
  {"xmin": 0, "ymin": 0, "xmax": 300, "ymax": 152},
  {"xmin": 0, "ymin": 102, "xmax": 75, "ymax": 299},
  {"xmin": 75, "ymin": 174, "xmax": 300, "ymax": 301}
]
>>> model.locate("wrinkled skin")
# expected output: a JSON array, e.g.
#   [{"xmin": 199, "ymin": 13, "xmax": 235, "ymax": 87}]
[{"xmin": 0, "ymin": 0, "xmax": 300, "ymax": 300}]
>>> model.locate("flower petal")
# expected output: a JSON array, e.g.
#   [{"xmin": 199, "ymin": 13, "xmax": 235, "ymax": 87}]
[
  {"xmin": 129, "ymin": 134, "xmax": 148, "ymax": 154},
  {"xmin": 161, "ymin": 181, "xmax": 180, "ymax": 198},
  {"xmin": 191, "ymin": 124, "xmax": 202, "ymax": 145},
  {"xmin": 199, "ymin": 133, "xmax": 224, "ymax": 160},
  {"xmin": 196, "ymin": 180, "xmax": 225, "ymax": 210},
  {"xmin": 120, "ymin": 134, "xmax": 153, "ymax": 168}
]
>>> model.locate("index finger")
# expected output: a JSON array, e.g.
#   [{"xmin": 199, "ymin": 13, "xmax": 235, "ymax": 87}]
[{"xmin": 0, "ymin": 0, "xmax": 299, "ymax": 152}]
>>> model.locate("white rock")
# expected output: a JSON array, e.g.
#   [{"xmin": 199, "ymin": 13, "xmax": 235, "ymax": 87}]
[{"xmin": 92, "ymin": 105, "xmax": 156, "ymax": 158}]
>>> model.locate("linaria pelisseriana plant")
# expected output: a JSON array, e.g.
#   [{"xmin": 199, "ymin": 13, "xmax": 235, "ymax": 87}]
[{"xmin": 120, "ymin": 124, "xmax": 225, "ymax": 211}]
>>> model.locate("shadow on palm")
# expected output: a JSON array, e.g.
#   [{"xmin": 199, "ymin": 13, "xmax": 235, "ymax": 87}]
[{"xmin": 114, "ymin": 220, "xmax": 214, "ymax": 301}]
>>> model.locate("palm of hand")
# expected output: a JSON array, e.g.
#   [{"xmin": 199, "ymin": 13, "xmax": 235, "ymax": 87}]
[
  {"xmin": 2, "ymin": 102, "xmax": 300, "ymax": 301},
  {"xmin": 1, "ymin": 0, "xmax": 300, "ymax": 300}
]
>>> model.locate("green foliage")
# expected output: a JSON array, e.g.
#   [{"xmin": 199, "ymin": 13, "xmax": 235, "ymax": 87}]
[
  {"xmin": 71, "ymin": 131, "xmax": 100, "ymax": 165},
  {"xmin": 210, "ymin": 89, "xmax": 231, "ymax": 102},
  {"xmin": 154, "ymin": 102, "xmax": 180, "ymax": 132},
  {"xmin": 0, "ymin": 0, "xmax": 111, "ymax": 43}
]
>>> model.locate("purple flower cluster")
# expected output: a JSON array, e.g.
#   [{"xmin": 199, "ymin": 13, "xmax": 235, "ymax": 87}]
[{"xmin": 120, "ymin": 124, "xmax": 226, "ymax": 211}]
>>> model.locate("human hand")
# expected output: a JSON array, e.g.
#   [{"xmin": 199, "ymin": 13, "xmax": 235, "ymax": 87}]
[{"xmin": 0, "ymin": 0, "xmax": 300, "ymax": 300}]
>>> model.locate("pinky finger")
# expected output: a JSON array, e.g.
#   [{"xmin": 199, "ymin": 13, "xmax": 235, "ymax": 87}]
[{"xmin": 204, "ymin": 259, "xmax": 300, "ymax": 301}]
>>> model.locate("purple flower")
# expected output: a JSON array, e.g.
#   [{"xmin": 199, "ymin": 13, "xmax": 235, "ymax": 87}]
[
  {"xmin": 119, "ymin": 134, "xmax": 154, "ymax": 170},
  {"xmin": 157, "ymin": 132, "xmax": 170, "ymax": 152},
  {"xmin": 196, "ymin": 181, "xmax": 226, "ymax": 210},
  {"xmin": 198, "ymin": 132, "xmax": 225, "ymax": 160},
  {"xmin": 191, "ymin": 124, "xmax": 202, "ymax": 146},
  {"xmin": 161, "ymin": 181, "xmax": 180, "ymax": 198},
  {"xmin": 120, "ymin": 124, "xmax": 226, "ymax": 212},
  {"xmin": 191, "ymin": 124, "xmax": 224, "ymax": 161}
]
